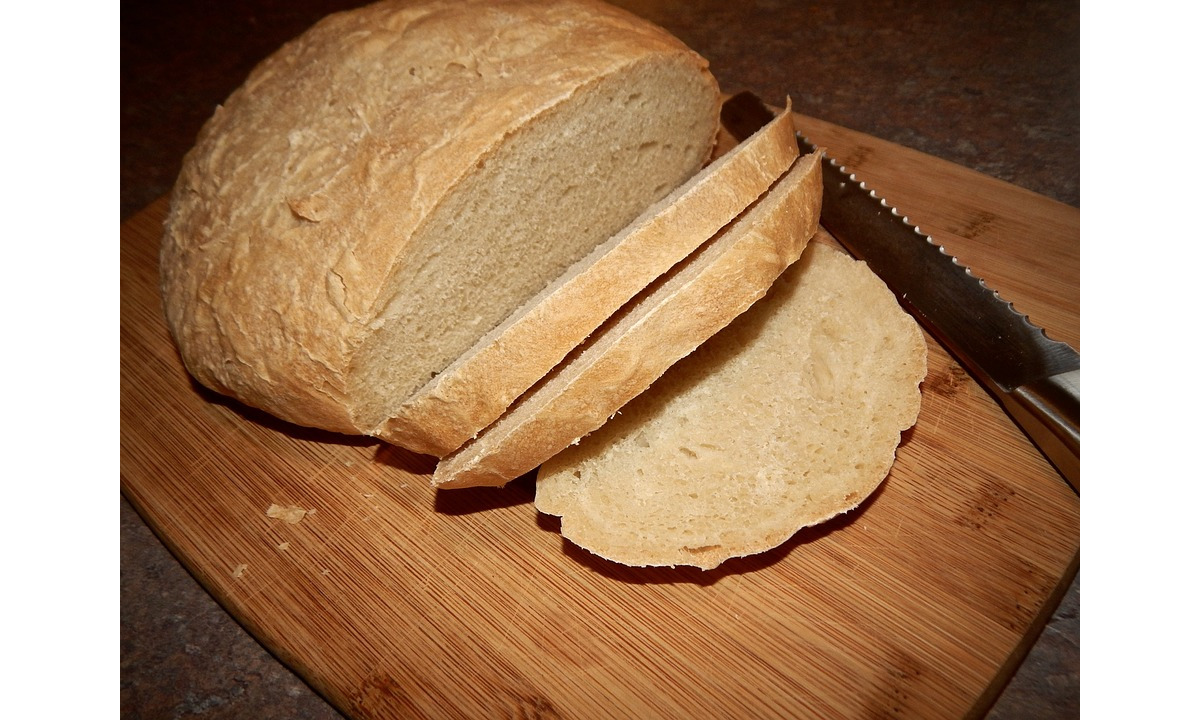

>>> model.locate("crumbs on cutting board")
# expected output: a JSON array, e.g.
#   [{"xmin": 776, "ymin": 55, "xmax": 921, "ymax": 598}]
[
  {"xmin": 232, "ymin": 563, "xmax": 248, "ymax": 578},
  {"xmin": 265, "ymin": 503, "xmax": 316, "ymax": 524}
]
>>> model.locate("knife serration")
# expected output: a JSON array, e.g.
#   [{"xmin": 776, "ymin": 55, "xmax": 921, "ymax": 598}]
[{"xmin": 722, "ymin": 92, "xmax": 1080, "ymax": 492}]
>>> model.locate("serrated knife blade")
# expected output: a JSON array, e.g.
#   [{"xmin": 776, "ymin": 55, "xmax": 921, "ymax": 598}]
[{"xmin": 722, "ymin": 92, "xmax": 1080, "ymax": 492}]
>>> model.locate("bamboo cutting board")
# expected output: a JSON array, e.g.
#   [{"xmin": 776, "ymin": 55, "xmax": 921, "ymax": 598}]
[{"xmin": 120, "ymin": 111, "xmax": 1079, "ymax": 720}]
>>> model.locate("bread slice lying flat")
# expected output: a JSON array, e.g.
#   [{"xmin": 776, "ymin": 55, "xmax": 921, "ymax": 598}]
[
  {"xmin": 375, "ymin": 100, "xmax": 800, "ymax": 457},
  {"xmin": 433, "ymin": 151, "xmax": 822, "ymax": 489},
  {"xmin": 535, "ymin": 241, "xmax": 927, "ymax": 570},
  {"xmin": 159, "ymin": 0, "xmax": 720, "ymax": 436}
]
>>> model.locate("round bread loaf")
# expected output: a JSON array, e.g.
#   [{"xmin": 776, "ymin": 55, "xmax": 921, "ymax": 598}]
[{"xmin": 160, "ymin": 0, "xmax": 720, "ymax": 435}]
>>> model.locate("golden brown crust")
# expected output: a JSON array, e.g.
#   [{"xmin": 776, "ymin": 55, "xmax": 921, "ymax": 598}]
[
  {"xmin": 159, "ymin": 0, "xmax": 717, "ymax": 434},
  {"xmin": 432, "ymin": 152, "xmax": 822, "ymax": 488},
  {"xmin": 377, "ymin": 100, "xmax": 799, "ymax": 457}
]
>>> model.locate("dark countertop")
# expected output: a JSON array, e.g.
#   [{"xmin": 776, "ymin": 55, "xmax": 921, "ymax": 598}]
[{"xmin": 121, "ymin": 1, "xmax": 1079, "ymax": 717}]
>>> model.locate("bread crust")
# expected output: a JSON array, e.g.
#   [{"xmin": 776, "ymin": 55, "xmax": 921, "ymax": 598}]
[
  {"xmin": 433, "ymin": 152, "xmax": 822, "ymax": 488},
  {"xmin": 159, "ymin": 0, "xmax": 718, "ymax": 434},
  {"xmin": 377, "ymin": 99, "xmax": 799, "ymax": 457}
]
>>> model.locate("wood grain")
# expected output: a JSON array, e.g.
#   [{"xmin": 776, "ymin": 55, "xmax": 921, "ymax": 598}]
[{"xmin": 120, "ymin": 113, "xmax": 1080, "ymax": 719}]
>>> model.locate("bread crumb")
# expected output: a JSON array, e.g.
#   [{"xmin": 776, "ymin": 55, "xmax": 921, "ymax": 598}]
[
  {"xmin": 277, "ymin": 542, "xmax": 290, "ymax": 551},
  {"xmin": 266, "ymin": 504, "xmax": 313, "ymax": 524},
  {"xmin": 232, "ymin": 563, "xmax": 248, "ymax": 578},
  {"xmin": 287, "ymin": 193, "xmax": 329, "ymax": 222}
]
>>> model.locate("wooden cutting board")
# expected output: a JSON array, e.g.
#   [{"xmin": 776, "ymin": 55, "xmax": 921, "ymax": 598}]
[{"xmin": 120, "ymin": 111, "xmax": 1079, "ymax": 720}]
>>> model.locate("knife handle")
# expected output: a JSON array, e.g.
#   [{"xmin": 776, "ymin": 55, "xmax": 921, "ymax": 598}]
[{"xmin": 999, "ymin": 369, "xmax": 1080, "ymax": 493}]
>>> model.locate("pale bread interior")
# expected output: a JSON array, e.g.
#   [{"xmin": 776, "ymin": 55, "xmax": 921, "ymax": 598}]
[
  {"xmin": 349, "ymin": 57, "xmax": 718, "ymax": 428},
  {"xmin": 535, "ymin": 241, "xmax": 927, "ymax": 570},
  {"xmin": 433, "ymin": 153, "xmax": 821, "ymax": 488},
  {"xmin": 374, "ymin": 99, "xmax": 799, "ymax": 457}
]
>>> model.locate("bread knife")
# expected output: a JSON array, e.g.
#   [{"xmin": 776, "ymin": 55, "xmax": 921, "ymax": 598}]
[{"xmin": 722, "ymin": 92, "xmax": 1080, "ymax": 493}]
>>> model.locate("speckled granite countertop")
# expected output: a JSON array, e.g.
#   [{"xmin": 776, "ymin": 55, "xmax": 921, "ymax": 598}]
[{"xmin": 121, "ymin": 1, "xmax": 1079, "ymax": 717}]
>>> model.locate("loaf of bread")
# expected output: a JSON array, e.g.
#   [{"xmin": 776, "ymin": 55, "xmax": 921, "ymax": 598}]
[
  {"xmin": 434, "ymin": 152, "xmax": 822, "ymax": 488},
  {"xmin": 535, "ymin": 241, "xmax": 927, "ymax": 570},
  {"xmin": 159, "ymin": 0, "xmax": 720, "ymax": 436},
  {"xmin": 377, "ymin": 100, "xmax": 800, "ymax": 457}
]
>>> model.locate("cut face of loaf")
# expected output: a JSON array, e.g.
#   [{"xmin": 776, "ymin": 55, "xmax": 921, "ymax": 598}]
[
  {"xmin": 433, "ymin": 151, "xmax": 823, "ymax": 489},
  {"xmin": 159, "ymin": 0, "xmax": 720, "ymax": 435},
  {"xmin": 376, "ymin": 98, "xmax": 800, "ymax": 457},
  {"xmin": 535, "ymin": 241, "xmax": 928, "ymax": 571}
]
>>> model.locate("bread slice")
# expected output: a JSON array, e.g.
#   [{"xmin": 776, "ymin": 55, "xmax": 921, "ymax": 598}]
[
  {"xmin": 534, "ymin": 241, "xmax": 928, "ymax": 570},
  {"xmin": 159, "ymin": 0, "xmax": 720, "ymax": 435},
  {"xmin": 433, "ymin": 152, "xmax": 822, "ymax": 488},
  {"xmin": 375, "ymin": 99, "xmax": 800, "ymax": 457}
]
